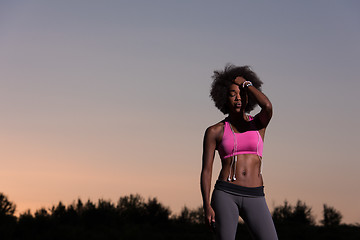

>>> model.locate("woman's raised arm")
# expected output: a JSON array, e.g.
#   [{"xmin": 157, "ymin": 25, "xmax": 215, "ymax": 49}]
[{"xmin": 234, "ymin": 76, "xmax": 273, "ymax": 128}]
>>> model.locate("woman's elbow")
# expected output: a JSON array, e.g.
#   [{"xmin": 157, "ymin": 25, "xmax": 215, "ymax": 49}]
[{"xmin": 264, "ymin": 101, "xmax": 273, "ymax": 116}]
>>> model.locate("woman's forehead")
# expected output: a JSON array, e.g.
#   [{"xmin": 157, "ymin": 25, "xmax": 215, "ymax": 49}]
[{"xmin": 228, "ymin": 84, "xmax": 241, "ymax": 91}]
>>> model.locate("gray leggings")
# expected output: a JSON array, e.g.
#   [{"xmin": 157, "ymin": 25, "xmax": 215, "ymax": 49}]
[{"xmin": 211, "ymin": 189, "xmax": 278, "ymax": 240}]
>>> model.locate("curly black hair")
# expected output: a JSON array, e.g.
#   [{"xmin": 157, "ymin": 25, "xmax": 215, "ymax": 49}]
[{"xmin": 210, "ymin": 64, "xmax": 263, "ymax": 114}]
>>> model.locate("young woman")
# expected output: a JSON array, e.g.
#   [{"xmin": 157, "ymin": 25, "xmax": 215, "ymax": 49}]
[{"xmin": 200, "ymin": 64, "xmax": 278, "ymax": 240}]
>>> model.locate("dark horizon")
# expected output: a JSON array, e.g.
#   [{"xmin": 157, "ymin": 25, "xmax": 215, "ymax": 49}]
[{"xmin": 1, "ymin": 192, "xmax": 359, "ymax": 240}]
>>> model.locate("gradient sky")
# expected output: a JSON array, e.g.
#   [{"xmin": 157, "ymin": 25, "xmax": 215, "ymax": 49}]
[{"xmin": 1, "ymin": 1, "xmax": 359, "ymax": 224}]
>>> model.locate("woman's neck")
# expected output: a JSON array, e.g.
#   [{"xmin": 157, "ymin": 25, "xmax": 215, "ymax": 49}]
[{"xmin": 228, "ymin": 112, "xmax": 248, "ymax": 123}]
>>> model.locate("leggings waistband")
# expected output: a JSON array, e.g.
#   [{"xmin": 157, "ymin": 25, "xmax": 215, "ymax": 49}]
[{"xmin": 214, "ymin": 180, "xmax": 265, "ymax": 197}]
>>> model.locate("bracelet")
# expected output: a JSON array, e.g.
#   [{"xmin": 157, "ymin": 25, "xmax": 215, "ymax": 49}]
[{"xmin": 242, "ymin": 81, "xmax": 253, "ymax": 88}]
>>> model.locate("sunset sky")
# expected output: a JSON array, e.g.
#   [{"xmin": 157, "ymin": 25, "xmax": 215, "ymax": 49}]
[{"xmin": 1, "ymin": 1, "xmax": 359, "ymax": 224}]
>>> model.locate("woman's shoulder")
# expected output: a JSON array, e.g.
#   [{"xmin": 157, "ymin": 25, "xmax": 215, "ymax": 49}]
[{"xmin": 205, "ymin": 120, "xmax": 226, "ymax": 137}]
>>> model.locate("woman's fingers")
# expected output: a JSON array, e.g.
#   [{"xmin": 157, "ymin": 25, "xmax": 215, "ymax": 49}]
[{"xmin": 234, "ymin": 76, "xmax": 246, "ymax": 86}]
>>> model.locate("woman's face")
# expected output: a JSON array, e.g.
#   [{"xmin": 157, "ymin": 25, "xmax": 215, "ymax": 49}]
[{"xmin": 227, "ymin": 83, "xmax": 247, "ymax": 113}]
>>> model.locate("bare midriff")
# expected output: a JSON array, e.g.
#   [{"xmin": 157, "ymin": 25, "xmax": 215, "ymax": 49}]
[{"xmin": 218, "ymin": 154, "xmax": 263, "ymax": 187}]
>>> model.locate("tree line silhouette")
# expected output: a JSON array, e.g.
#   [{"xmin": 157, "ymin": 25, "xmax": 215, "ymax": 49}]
[{"xmin": 0, "ymin": 192, "xmax": 359, "ymax": 239}]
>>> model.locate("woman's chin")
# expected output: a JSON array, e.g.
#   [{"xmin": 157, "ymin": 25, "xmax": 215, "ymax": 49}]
[{"xmin": 230, "ymin": 108, "xmax": 242, "ymax": 114}]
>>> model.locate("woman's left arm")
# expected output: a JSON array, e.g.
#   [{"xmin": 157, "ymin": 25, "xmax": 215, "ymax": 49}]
[{"xmin": 234, "ymin": 77, "xmax": 273, "ymax": 128}]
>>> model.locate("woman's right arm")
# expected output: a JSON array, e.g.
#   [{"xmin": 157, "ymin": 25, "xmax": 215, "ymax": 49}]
[{"xmin": 200, "ymin": 126, "xmax": 217, "ymax": 227}]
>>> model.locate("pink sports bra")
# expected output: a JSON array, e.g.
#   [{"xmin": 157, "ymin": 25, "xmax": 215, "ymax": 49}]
[{"xmin": 218, "ymin": 116, "xmax": 263, "ymax": 160}]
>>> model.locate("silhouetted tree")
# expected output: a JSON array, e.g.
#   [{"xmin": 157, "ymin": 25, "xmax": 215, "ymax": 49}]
[
  {"xmin": 34, "ymin": 208, "xmax": 49, "ymax": 218},
  {"xmin": 0, "ymin": 193, "xmax": 16, "ymax": 218},
  {"xmin": 176, "ymin": 206, "xmax": 204, "ymax": 224},
  {"xmin": 84, "ymin": 199, "xmax": 96, "ymax": 212},
  {"xmin": 144, "ymin": 197, "xmax": 171, "ymax": 223},
  {"xmin": 50, "ymin": 201, "xmax": 67, "ymax": 223},
  {"xmin": 177, "ymin": 206, "xmax": 192, "ymax": 223},
  {"xmin": 80, "ymin": 199, "xmax": 97, "ymax": 226},
  {"xmin": 34, "ymin": 207, "xmax": 51, "ymax": 229},
  {"xmin": 190, "ymin": 206, "xmax": 205, "ymax": 224},
  {"xmin": 16, "ymin": 209, "xmax": 35, "ymax": 238},
  {"xmin": 272, "ymin": 200, "xmax": 293, "ymax": 224},
  {"xmin": 95, "ymin": 198, "xmax": 117, "ymax": 226},
  {"xmin": 272, "ymin": 200, "xmax": 315, "ymax": 225},
  {"xmin": 75, "ymin": 198, "xmax": 83, "ymax": 214},
  {"xmin": 117, "ymin": 194, "xmax": 146, "ymax": 223},
  {"xmin": 18, "ymin": 209, "xmax": 33, "ymax": 222},
  {"xmin": 0, "ymin": 192, "xmax": 17, "ymax": 236},
  {"xmin": 320, "ymin": 204, "xmax": 342, "ymax": 227},
  {"xmin": 65, "ymin": 204, "xmax": 79, "ymax": 224},
  {"xmin": 292, "ymin": 200, "xmax": 315, "ymax": 225}
]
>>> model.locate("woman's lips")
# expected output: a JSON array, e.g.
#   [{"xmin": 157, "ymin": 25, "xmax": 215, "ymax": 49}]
[{"xmin": 235, "ymin": 103, "xmax": 241, "ymax": 108}]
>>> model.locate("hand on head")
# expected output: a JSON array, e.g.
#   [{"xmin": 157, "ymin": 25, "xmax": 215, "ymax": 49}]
[{"xmin": 233, "ymin": 76, "xmax": 246, "ymax": 86}]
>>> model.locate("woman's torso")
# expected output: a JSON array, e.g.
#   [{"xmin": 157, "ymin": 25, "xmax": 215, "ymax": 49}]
[{"xmin": 215, "ymin": 117, "xmax": 265, "ymax": 187}]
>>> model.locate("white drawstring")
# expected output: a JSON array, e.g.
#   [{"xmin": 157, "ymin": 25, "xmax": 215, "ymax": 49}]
[
  {"xmin": 257, "ymin": 131, "xmax": 263, "ymax": 174},
  {"xmin": 227, "ymin": 157, "xmax": 233, "ymax": 181},
  {"xmin": 232, "ymin": 155, "xmax": 237, "ymax": 180},
  {"xmin": 228, "ymin": 123, "xmax": 237, "ymax": 181}
]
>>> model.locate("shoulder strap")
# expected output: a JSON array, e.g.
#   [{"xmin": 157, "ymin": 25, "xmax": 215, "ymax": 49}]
[{"xmin": 222, "ymin": 120, "xmax": 230, "ymax": 135}]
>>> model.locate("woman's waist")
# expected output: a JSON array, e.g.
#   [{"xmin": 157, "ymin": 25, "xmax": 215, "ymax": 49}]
[
  {"xmin": 217, "ymin": 173, "xmax": 263, "ymax": 188},
  {"xmin": 214, "ymin": 180, "xmax": 265, "ymax": 197},
  {"xmin": 218, "ymin": 160, "xmax": 263, "ymax": 189}
]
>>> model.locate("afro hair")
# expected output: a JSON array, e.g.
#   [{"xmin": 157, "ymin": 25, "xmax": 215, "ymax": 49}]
[{"xmin": 210, "ymin": 64, "xmax": 263, "ymax": 114}]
